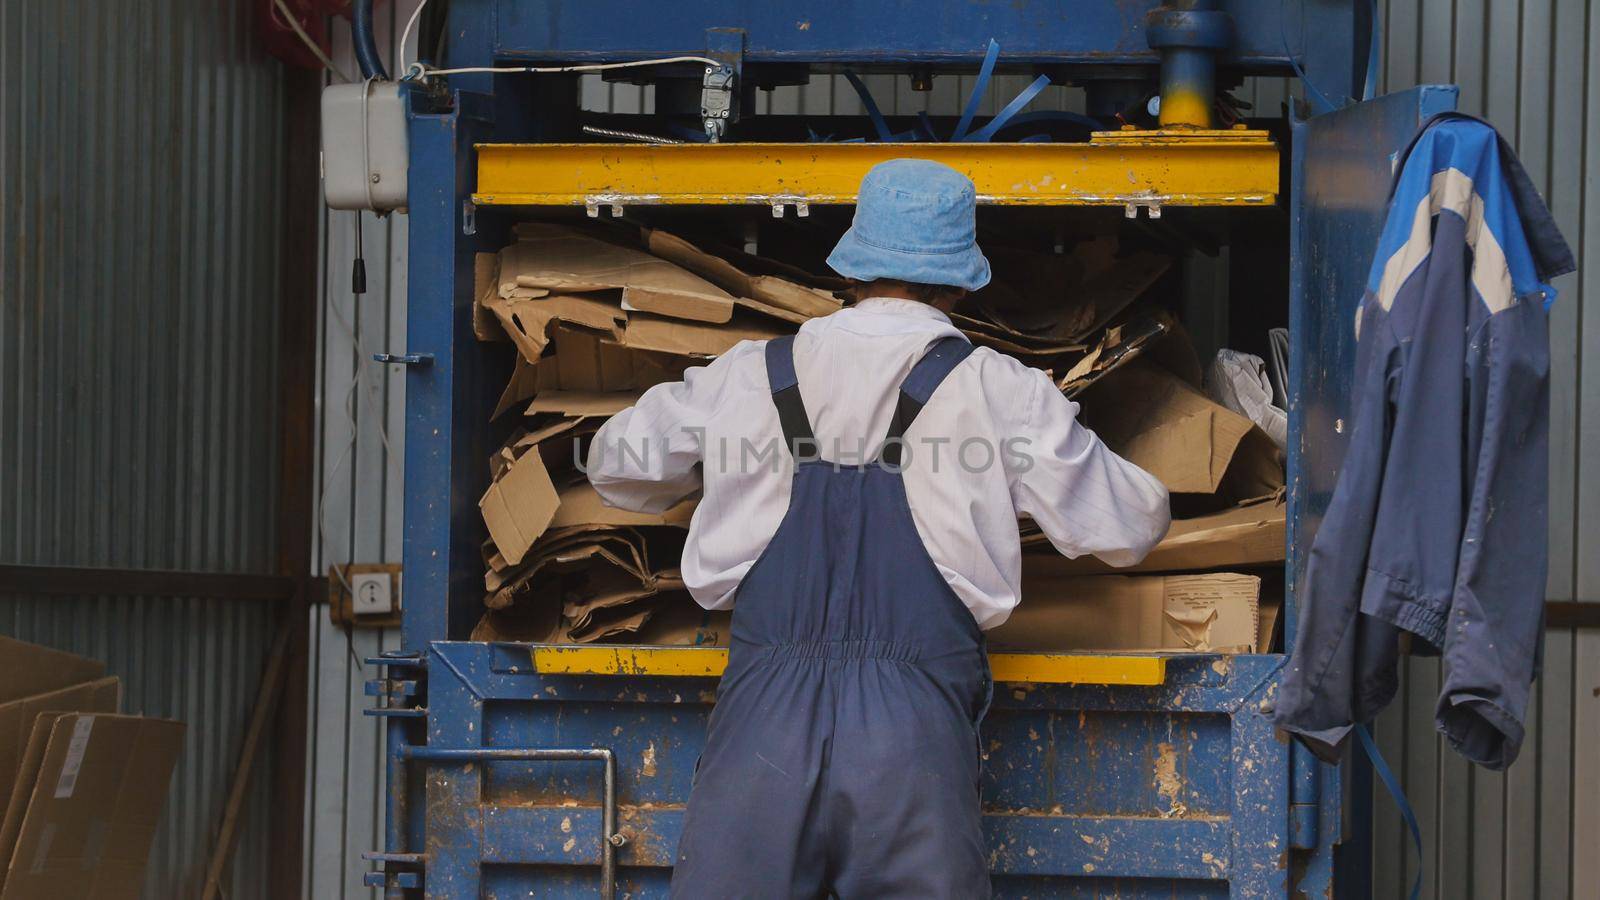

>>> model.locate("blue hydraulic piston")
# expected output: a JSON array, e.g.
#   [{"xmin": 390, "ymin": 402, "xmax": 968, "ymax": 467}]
[{"xmin": 1146, "ymin": 1, "xmax": 1235, "ymax": 129}]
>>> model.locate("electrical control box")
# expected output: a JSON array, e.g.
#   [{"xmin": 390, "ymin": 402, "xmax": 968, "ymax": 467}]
[{"xmin": 321, "ymin": 81, "xmax": 408, "ymax": 212}]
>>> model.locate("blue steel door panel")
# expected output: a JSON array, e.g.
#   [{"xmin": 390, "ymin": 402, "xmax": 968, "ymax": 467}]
[
  {"xmin": 404, "ymin": 642, "xmax": 1289, "ymax": 898},
  {"xmin": 1286, "ymin": 84, "xmax": 1459, "ymax": 632},
  {"xmin": 1285, "ymin": 84, "xmax": 1460, "ymax": 899}
]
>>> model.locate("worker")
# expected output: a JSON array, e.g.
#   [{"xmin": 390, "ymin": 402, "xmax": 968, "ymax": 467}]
[{"xmin": 587, "ymin": 159, "xmax": 1170, "ymax": 898}]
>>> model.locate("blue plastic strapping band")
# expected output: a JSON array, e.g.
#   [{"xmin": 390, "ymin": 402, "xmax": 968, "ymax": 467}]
[
  {"xmin": 963, "ymin": 74, "xmax": 1053, "ymax": 142},
  {"xmin": 952, "ymin": 39, "xmax": 1002, "ymax": 141},
  {"xmin": 1356, "ymin": 724, "xmax": 1423, "ymax": 900},
  {"xmin": 1280, "ymin": 0, "xmax": 1339, "ymax": 113},
  {"xmin": 843, "ymin": 71, "xmax": 894, "ymax": 142}
]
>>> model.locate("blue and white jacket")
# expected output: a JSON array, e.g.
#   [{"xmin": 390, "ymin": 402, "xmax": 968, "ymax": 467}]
[{"xmin": 1275, "ymin": 114, "xmax": 1575, "ymax": 770}]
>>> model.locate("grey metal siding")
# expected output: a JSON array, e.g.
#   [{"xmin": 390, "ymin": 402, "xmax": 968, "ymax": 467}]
[
  {"xmin": 303, "ymin": 5, "xmax": 411, "ymax": 898},
  {"xmin": 0, "ymin": 0, "xmax": 287, "ymax": 896},
  {"xmin": 309, "ymin": 8, "xmax": 1598, "ymax": 895}
]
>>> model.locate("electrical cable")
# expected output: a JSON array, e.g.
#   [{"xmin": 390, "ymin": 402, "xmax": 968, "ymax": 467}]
[
  {"xmin": 399, "ymin": 0, "xmax": 429, "ymax": 78},
  {"xmin": 272, "ymin": 0, "xmax": 352, "ymax": 83},
  {"xmin": 405, "ymin": 55, "xmax": 723, "ymax": 81},
  {"xmin": 315, "ymin": 210, "xmax": 397, "ymax": 616},
  {"xmin": 352, "ymin": 0, "xmax": 389, "ymax": 80}
]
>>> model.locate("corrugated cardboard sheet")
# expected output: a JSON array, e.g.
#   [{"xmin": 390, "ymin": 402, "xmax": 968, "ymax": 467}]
[
  {"xmin": 471, "ymin": 220, "xmax": 1284, "ymax": 653},
  {"xmin": 0, "ymin": 714, "xmax": 184, "ymax": 900}
]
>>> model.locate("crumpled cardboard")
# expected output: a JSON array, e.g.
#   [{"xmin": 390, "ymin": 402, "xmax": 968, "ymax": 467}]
[
  {"xmin": 504, "ymin": 223, "xmax": 736, "ymax": 324},
  {"xmin": 621, "ymin": 310, "xmax": 786, "ymax": 359},
  {"xmin": 486, "ymin": 292, "xmax": 628, "ymax": 364},
  {"xmin": 479, "ymin": 443, "xmax": 561, "ymax": 567},
  {"xmin": 1057, "ymin": 312, "xmax": 1173, "ymax": 397},
  {"xmin": 643, "ymin": 228, "xmax": 842, "ymax": 319},
  {"xmin": 482, "ymin": 525, "xmax": 685, "ymax": 643},
  {"xmin": 954, "ymin": 241, "xmax": 1172, "ymax": 356},
  {"xmin": 990, "ymin": 569, "xmax": 1261, "ymax": 653},
  {"xmin": 525, "ymin": 390, "xmax": 641, "ymax": 418},
  {"xmin": 1079, "ymin": 359, "xmax": 1283, "ymax": 501},
  {"xmin": 630, "ymin": 598, "xmax": 732, "ymax": 647},
  {"xmin": 0, "ymin": 714, "xmax": 184, "ymax": 900}
]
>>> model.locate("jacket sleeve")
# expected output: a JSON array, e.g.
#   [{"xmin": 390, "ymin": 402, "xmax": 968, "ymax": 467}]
[
  {"xmin": 1007, "ymin": 368, "xmax": 1171, "ymax": 567},
  {"xmin": 1274, "ymin": 304, "xmax": 1405, "ymax": 761},
  {"xmin": 585, "ymin": 342, "xmax": 758, "ymax": 513},
  {"xmin": 1435, "ymin": 294, "xmax": 1550, "ymax": 769}
]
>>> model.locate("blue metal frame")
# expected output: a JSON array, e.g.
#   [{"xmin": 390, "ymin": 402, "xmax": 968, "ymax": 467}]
[
  {"xmin": 371, "ymin": 4, "xmax": 1454, "ymax": 896},
  {"xmin": 378, "ymin": 645, "xmax": 1289, "ymax": 897},
  {"xmin": 1287, "ymin": 84, "xmax": 1460, "ymax": 899}
]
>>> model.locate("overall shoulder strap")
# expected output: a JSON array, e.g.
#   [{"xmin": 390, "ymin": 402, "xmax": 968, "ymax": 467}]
[
  {"xmin": 879, "ymin": 336, "xmax": 975, "ymax": 466},
  {"xmin": 764, "ymin": 335, "xmax": 818, "ymax": 458}
]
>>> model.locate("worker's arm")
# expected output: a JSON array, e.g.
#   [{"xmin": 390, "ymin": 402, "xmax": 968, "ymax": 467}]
[
  {"xmin": 585, "ymin": 341, "xmax": 757, "ymax": 514},
  {"xmin": 1006, "ymin": 368, "xmax": 1171, "ymax": 566}
]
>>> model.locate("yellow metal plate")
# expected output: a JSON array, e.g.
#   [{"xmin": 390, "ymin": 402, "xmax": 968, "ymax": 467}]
[
  {"xmin": 530, "ymin": 646, "xmax": 1166, "ymax": 686},
  {"xmin": 474, "ymin": 132, "xmax": 1277, "ymax": 208}
]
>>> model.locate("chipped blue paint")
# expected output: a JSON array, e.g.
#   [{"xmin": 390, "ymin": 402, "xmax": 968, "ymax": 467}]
[
  {"xmin": 391, "ymin": 644, "xmax": 1296, "ymax": 896},
  {"xmin": 1287, "ymin": 85, "xmax": 1461, "ymax": 899}
]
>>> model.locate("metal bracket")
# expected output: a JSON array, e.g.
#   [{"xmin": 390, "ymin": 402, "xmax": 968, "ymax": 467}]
[
  {"xmin": 700, "ymin": 64, "xmax": 736, "ymax": 142},
  {"xmin": 372, "ymin": 352, "xmax": 434, "ymax": 366},
  {"xmin": 701, "ymin": 27, "xmax": 745, "ymax": 143}
]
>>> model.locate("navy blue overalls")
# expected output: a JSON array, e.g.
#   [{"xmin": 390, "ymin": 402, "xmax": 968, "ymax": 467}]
[{"xmin": 670, "ymin": 335, "xmax": 994, "ymax": 899}]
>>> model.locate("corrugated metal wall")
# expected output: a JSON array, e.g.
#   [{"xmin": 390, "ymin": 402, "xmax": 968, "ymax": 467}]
[
  {"xmin": 0, "ymin": 0, "xmax": 286, "ymax": 896},
  {"xmin": 308, "ymin": 6, "xmax": 1598, "ymax": 897}
]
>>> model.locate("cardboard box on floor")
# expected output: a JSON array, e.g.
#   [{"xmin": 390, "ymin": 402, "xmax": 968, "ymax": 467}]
[
  {"xmin": 990, "ymin": 570, "xmax": 1263, "ymax": 653},
  {"xmin": 0, "ymin": 713, "xmax": 184, "ymax": 900},
  {"xmin": 0, "ymin": 639, "xmax": 121, "ymax": 812},
  {"xmin": 0, "ymin": 638, "xmax": 183, "ymax": 899}
]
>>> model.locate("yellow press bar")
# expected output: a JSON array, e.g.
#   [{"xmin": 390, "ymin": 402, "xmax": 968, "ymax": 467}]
[
  {"xmin": 474, "ymin": 130, "xmax": 1277, "ymax": 209},
  {"xmin": 529, "ymin": 645, "xmax": 1167, "ymax": 686}
]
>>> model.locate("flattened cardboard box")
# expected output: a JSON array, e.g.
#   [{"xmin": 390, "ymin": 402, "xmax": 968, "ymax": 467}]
[
  {"xmin": 0, "ymin": 638, "xmax": 104, "ymax": 706},
  {"xmin": 503, "ymin": 224, "xmax": 736, "ymax": 324},
  {"xmin": 990, "ymin": 570, "xmax": 1261, "ymax": 653},
  {"xmin": 0, "ymin": 679, "xmax": 121, "ymax": 811},
  {"xmin": 0, "ymin": 714, "xmax": 184, "ymax": 900}
]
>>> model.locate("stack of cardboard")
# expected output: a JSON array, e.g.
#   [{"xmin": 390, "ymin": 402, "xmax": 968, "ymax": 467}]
[
  {"xmin": 0, "ymin": 638, "xmax": 183, "ymax": 899},
  {"xmin": 473, "ymin": 221, "xmax": 1287, "ymax": 655},
  {"xmin": 473, "ymin": 223, "xmax": 847, "ymax": 644}
]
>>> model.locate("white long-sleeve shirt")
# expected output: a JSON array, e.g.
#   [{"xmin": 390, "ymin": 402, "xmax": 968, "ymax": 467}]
[{"xmin": 586, "ymin": 297, "xmax": 1171, "ymax": 630}]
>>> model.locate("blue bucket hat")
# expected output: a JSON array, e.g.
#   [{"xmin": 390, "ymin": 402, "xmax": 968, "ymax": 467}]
[{"xmin": 826, "ymin": 158, "xmax": 991, "ymax": 291}]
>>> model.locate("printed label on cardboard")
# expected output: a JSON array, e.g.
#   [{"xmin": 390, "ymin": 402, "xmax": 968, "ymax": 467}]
[{"xmin": 51, "ymin": 718, "xmax": 94, "ymax": 799}]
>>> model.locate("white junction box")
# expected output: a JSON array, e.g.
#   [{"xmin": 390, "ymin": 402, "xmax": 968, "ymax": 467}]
[{"xmin": 321, "ymin": 81, "xmax": 409, "ymax": 211}]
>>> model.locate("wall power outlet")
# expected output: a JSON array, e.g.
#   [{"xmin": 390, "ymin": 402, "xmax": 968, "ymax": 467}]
[{"xmin": 350, "ymin": 572, "xmax": 394, "ymax": 616}]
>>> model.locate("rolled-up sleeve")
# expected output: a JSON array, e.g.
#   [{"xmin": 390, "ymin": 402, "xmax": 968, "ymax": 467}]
[{"xmin": 1008, "ymin": 369, "xmax": 1171, "ymax": 566}]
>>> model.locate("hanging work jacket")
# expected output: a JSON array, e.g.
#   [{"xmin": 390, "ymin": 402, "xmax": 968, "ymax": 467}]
[{"xmin": 1275, "ymin": 113, "xmax": 1575, "ymax": 770}]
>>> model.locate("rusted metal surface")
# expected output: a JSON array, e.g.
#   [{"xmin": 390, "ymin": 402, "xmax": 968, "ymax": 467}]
[{"xmin": 406, "ymin": 642, "xmax": 1293, "ymax": 896}]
